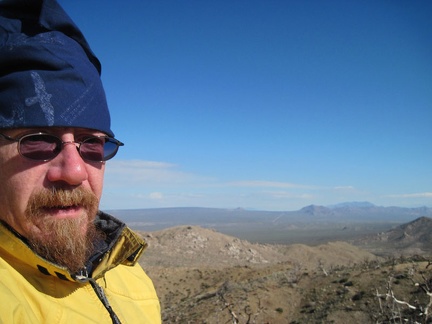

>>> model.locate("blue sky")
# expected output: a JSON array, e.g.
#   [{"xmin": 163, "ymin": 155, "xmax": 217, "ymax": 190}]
[{"xmin": 59, "ymin": 0, "xmax": 432, "ymax": 211}]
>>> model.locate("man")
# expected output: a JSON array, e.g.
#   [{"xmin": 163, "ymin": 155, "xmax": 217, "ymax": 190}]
[{"xmin": 0, "ymin": 0, "xmax": 160, "ymax": 323}]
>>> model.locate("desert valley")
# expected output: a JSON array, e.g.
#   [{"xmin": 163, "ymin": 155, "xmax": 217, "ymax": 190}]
[{"xmin": 110, "ymin": 203, "xmax": 432, "ymax": 323}]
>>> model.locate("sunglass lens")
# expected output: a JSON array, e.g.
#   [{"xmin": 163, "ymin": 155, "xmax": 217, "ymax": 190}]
[
  {"xmin": 20, "ymin": 135, "xmax": 61, "ymax": 160},
  {"xmin": 101, "ymin": 139, "xmax": 120, "ymax": 161},
  {"xmin": 80, "ymin": 137, "xmax": 105, "ymax": 161}
]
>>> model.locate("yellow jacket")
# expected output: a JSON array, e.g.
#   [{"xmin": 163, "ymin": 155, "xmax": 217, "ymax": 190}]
[{"xmin": 0, "ymin": 212, "xmax": 161, "ymax": 323}]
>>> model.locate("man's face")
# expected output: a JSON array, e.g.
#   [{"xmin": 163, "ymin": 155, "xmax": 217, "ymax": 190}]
[{"xmin": 0, "ymin": 127, "xmax": 106, "ymax": 271}]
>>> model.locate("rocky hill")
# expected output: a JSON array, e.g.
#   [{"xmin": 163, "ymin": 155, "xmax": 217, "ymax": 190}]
[
  {"xmin": 353, "ymin": 216, "xmax": 432, "ymax": 256},
  {"xmin": 135, "ymin": 217, "xmax": 432, "ymax": 323},
  {"xmin": 138, "ymin": 225, "xmax": 431, "ymax": 323},
  {"xmin": 140, "ymin": 225, "xmax": 379, "ymax": 270}
]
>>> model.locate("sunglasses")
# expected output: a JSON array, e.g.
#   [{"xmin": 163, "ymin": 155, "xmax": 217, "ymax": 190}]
[{"xmin": 0, "ymin": 132, "xmax": 124, "ymax": 162}]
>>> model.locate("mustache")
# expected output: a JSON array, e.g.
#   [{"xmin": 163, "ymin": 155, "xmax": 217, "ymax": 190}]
[{"xmin": 26, "ymin": 187, "xmax": 99, "ymax": 213}]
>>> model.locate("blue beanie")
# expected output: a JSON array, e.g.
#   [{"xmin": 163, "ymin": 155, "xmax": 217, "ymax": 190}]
[{"xmin": 0, "ymin": 0, "xmax": 114, "ymax": 137}]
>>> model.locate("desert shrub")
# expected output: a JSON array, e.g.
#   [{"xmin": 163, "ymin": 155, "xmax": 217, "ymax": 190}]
[{"xmin": 352, "ymin": 291, "xmax": 365, "ymax": 301}]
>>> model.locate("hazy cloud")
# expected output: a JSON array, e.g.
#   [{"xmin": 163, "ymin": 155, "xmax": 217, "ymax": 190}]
[
  {"xmin": 333, "ymin": 186, "xmax": 355, "ymax": 191},
  {"xmin": 104, "ymin": 159, "xmax": 212, "ymax": 188},
  {"xmin": 227, "ymin": 180, "xmax": 318, "ymax": 189},
  {"xmin": 100, "ymin": 159, "xmax": 429, "ymax": 211},
  {"xmin": 263, "ymin": 191, "xmax": 315, "ymax": 199},
  {"xmin": 385, "ymin": 192, "xmax": 432, "ymax": 198},
  {"xmin": 149, "ymin": 192, "xmax": 164, "ymax": 200}
]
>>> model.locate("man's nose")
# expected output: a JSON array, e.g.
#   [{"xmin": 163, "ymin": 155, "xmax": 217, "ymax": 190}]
[{"xmin": 46, "ymin": 141, "xmax": 88, "ymax": 186}]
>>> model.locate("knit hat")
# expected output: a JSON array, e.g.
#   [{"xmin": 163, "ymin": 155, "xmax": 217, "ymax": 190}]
[{"xmin": 0, "ymin": 0, "xmax": 113, "ymax": 137}]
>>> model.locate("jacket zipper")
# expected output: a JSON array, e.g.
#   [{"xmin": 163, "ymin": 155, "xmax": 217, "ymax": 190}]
[{"xmin": 90, "ymin": 279, "xmax": 122, "ymax": 324}]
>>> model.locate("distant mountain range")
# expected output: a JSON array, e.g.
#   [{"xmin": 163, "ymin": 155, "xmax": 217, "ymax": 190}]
[
  {"xmin": 328, "ymin": 201, "xmax": 377, "ymax": 208},
  {"xmin": 299, "ymin": 202, "xmax": 432, "ymax": 222},
  {"xmin": 109, "ymin": 202, "xmax": 432, "ymax": 233}
]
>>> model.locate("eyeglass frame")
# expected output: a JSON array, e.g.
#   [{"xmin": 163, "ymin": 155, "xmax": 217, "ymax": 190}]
[{"xmin": 0, "ymin": 131, "xmax": 124, "ymax": 162}]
